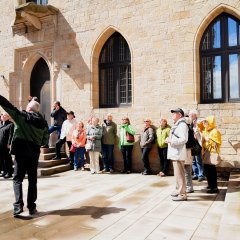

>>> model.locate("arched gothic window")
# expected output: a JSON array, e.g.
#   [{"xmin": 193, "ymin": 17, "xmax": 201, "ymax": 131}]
[
  {"xmin": 200, "ymin": 13, "xmax": 240, "ymax": 103},
  {"xmin": 99, "ymin": 32, "xmax": 132, "ymax": 108}
]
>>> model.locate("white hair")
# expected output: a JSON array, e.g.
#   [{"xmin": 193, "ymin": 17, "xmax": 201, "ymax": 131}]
[
  {"xmin": 189, "ymin": 109, "xmax": 199, "ymax": 116},
  {"xmin": 27, "ymin": 100, "xmax": 40, "ymax": 113}
]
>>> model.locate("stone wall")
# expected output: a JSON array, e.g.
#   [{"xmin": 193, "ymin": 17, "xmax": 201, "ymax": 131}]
[{"xmin": 0, "ymin": 0, "xmax": 240, "ymax": 171}]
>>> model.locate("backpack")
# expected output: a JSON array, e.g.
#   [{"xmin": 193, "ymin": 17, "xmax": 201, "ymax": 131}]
[
  {"xmin": 186, "ymin": 124, "xmax": 196, "ymax": 149},
  {"xmin": 172, "ymin": 121, "xmax": 202, "ymax": 155}
]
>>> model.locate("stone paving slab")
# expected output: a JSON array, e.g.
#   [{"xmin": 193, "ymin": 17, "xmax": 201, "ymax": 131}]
[{"xmin": 0, "ymin": 170, "xmax": 239, "ymax": 240}]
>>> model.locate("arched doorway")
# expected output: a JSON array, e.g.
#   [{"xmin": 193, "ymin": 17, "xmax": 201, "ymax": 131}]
[{"xmin": 30, "ymin": 58, "xmax": 51, "ymax": 125}]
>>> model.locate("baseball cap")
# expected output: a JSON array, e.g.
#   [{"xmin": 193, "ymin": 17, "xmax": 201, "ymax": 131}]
[{"xmin": 170, "ymin": 108, "xmax": 184, "ymax": 117}]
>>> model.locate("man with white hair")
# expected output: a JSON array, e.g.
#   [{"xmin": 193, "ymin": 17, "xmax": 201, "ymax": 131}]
[
  {"xmin": 189, "ymin": 109, "xmax": 205, "ymax": 182},
  {"xmin": 102, "ymin": 113, "xmax": 117, "ymax": 173},
  {"xmin": 0, "ymin": 95, "xmax": 48, "ymax": 216}
]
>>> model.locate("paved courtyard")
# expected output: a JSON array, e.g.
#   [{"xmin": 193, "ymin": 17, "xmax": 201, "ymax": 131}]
[{"xmin": 0, "ymin": 169, "xmax": 239, "ymax": 240}]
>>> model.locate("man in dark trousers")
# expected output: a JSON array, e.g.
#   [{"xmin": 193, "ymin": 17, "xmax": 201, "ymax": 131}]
[
  {"xmin": 0, "ymin": 95, "xmax": 48, "ymax": 216},
  {"xmin": 43, "ymin": 101, "xmax": 67, "ymax": 148},
  {"xmin": 0, "ymin": 112, "xmax": 14, "ymax": 178},
  {"xmin": 49, "ymin": 101, "xmax": 67, "ymax": 137}
]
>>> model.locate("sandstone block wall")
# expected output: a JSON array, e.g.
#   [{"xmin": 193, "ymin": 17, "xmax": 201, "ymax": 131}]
[{"xmin": 0, "ymin": 0, "xmax": 240, "ymax": 171}]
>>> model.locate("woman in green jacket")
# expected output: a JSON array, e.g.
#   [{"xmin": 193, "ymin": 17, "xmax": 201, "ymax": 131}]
[
  {"xmin": 156, "ymin": 118, "xmax": 171, "ymax": 176},
  {"xmin": 119, "ymin": 117, "xmax": 135, "ymax": 173}
]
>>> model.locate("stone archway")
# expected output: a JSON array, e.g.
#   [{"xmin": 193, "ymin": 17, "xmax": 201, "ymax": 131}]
[
  {"xmin": 11, "ymin": 44, "xmax": 55, "ymax": 111},
  {"xmin": 193, "ymin": 4, "xmax": 240, "ymax": 103}
]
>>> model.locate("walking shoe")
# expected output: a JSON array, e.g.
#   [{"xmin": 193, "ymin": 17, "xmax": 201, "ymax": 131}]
[
  {"xmin": 172, "ymin": 195, "xmax": 187, "ymax": 201},
  {"xmin": 29, "ymin": 208, "xmax": 38, "ymax": 215},
  {"xmin": 192, "ymin": 175, "xmax": 198, "ymax": 180},
  {"xmin": 102, "ymin": 169, "xmax": 109, "ymax": 173},
  {"xmin": 186, "ymin": 189, "xmax": 194, "ymax": 193},
  {"xmin": 127, "ymin": 171, "xmax": 131, "ymax": 174},
  {"xmin": 170, "ymin": 192, "xmax": 179, "ymax": 197},
  {"xmin": 80, "ymin": 167, "xmax": 85, "ymax": 171},
  {"xmin": 3, "ymin": 173, "xmax": 12, "ymax": 179},
  {"xmin": 206, "ymin": 188, "xmax": 219, "ymax": 194},
  {"xmin": 74, "ymin": 167, "xmax": 78, "ymax": 171},
  {"xmin": 52, "ymin": 156, "xmax": 61, "ymax": 160},
  {"xmin": 41, "ymin": 144, "xmax": 49, "ymax": 148},
  {"xmin": 13, "ymin": 207, "xmax": 23, "ymax": 216},
  {"xmin": 90, "ymin": 171, "xmax": 95, "ymax": 174},
  {"xmin": 109, "ymin": 169, "xmax": 114, "ymax": 173},
  {"xmin": 198, "ymin": 176, "xmax": 205, "ymax": 182}
]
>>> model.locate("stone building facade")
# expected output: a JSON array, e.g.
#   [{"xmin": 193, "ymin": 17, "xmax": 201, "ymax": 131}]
[{"xmin": 0, "ymin": 0, "xmax": 240, "ymax": 172}]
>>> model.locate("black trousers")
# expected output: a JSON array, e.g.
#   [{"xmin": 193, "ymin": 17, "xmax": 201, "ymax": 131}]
[
  {"xmin": 141, "ymin": 148, "xmax": 152, "ymax": 173},
  {"xmin": 0, "ymin": 147, "xmax": 13, "ymax": 175},
  {"xmin": 204, "ymin": 164, "xmax": 218, "ymax": 189},
  {"xmin": 121, "ymin": 145, "xmax": 133, "ymax": 171},
  {"xmin": 55, "ymin": 138, "xmax": 74, "ymax": 161},
  {"xmin": 157, "ymin": 147, "xmax": 169, "ymax": 174},
  {"xmin": 13, "ymin": 155, "xmax": 39, "ymax": 211}
]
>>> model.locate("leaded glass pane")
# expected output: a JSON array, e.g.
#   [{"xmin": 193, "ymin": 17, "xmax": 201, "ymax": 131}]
[
  {"xmin": 229, "ymin": 54, "xmax": 240, "ymax": 98},
  {"xmin": 202, "ymin": 20, "xmax": 221, "ymax": 50},
  {"xmin": 212, "ymin": 21, "xmax": 221, "ymax": 48},
  {"xmin": 100, "ymin": 39, "xmax": 113, "ymax": 63},
  {"xmin": 119, "ymin": 66, "xmax": 127, "ymax": 103},
  {"xmin": 228, "ymin": 18, "xmax": 238, "ymax": 46},
  {"xmin": 213, "ymin": 56, "xmax": 222, "ymax": 99},
  {"xmin": 202, "ymin": 57, "xmax": 212, "ymax": 99},
  {"xmin": 100, "ymin": 68, "xmax": 114, "ymax": 105}
]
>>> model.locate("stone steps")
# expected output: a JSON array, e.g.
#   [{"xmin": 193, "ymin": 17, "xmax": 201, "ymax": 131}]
[
  {"xmin": 38, "ymin": 164, "xmax": 71, "ymax": 176},
  {"xmin": 37, "ymin": 147, "xmax": 71, "ymax": 176}
]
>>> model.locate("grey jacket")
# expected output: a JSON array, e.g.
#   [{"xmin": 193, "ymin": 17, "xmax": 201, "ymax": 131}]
[
  {"xmin": 140, "ymin": 127, "xmax": 155, "ymax": 148},
  {"xmin": 86, "ymin": 124, "xmax": 103, "ymax": 152}
]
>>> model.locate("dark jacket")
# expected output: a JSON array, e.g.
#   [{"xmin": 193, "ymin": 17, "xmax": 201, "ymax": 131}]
[
  {"xmin": 0, "ymin": 95, "xmax": 49, "ymax": 158},
  {"xmin": 102, "ymin": 120, "xmax": 117, "ymax": 145},
  {"xmin": 0, "ymin": 120, "xmax": 13, "ymax": 149},
  {"xmin": 51, "ymin": 106, "xmax": 67, "ymax": 126}
]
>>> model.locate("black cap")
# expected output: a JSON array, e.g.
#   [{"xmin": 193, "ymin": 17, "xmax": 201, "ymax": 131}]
[
  {"xmin": 171, "ymin": 108, "xmax": 184, "ymax": 117},
  {"xmin": 67, "ymin": 111, "xmax": 75, "ymax": 118}
]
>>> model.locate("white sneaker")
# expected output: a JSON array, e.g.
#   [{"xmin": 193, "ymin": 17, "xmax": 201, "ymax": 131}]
[
  {"xmin": 172, "ymin": 194, "xmax": 187, "ymax": 201},
  {"xmin": 90, "ymin": 171, "xmax": 95, "ymax": 174}
]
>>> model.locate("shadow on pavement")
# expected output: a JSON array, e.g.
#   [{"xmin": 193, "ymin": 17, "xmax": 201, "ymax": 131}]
[
  {"xmin": 50, "ymin": 206, "xmax": 126, "ymax": 219},
  {"xmin": 13, "ymin": 206, "xmax": 126, "ymax": 221}
]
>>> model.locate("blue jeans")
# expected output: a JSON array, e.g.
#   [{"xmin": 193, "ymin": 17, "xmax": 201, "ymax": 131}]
[
  {"xmin": 192, "ymin": 154, "xmax": 204, "ymax": 178},
  {"xmin": 74, "ymin": 147, "xmax": 85, "ymax": 168},
  {"xmin": 48, "ymin": 125, "xmax": 62, "ymax": 139},
  {"xmin": 102, "ymin": 144, "xmax": 114, "ymax": 170}
]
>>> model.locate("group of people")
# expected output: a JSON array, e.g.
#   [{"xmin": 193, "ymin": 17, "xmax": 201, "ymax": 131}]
[{"xmin": 0, "ymin": 93, "xmax": 222, "ymax": 216}]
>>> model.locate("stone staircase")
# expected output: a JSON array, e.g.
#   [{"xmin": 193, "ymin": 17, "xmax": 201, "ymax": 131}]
[{"xmin": 37, "ymin": 147, "xmax": 71, "ymax": 176}]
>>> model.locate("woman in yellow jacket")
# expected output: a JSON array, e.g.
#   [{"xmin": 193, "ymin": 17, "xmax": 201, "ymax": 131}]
[
  {"xmin": 198, "ymin": 116, "xmax": 221, "ymax": 194},
  {"xmin": 156, "ymin": 118, "xmax": 171, "ymax": 176}
]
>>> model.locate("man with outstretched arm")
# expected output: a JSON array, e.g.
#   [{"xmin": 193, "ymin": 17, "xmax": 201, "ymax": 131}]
[{"xmin": 0, "ymin": 95, "xmax": 48, "ymax": 216}]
